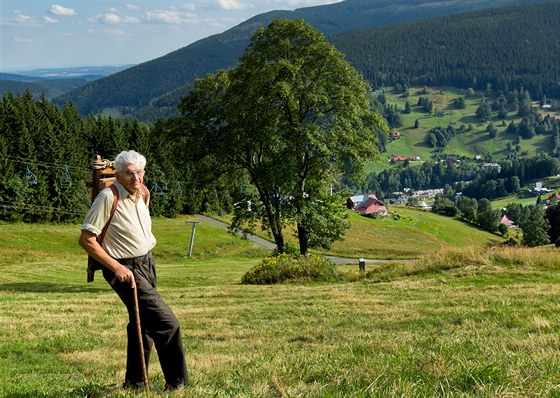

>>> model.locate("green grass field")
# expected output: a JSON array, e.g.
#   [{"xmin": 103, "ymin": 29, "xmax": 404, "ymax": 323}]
[
  {"xmin": 2, "ymin": 216, "xmax": 560, "ymax": 397},
  {"xmin": 378, "ymin": 86, "xmax": 559, "ymax": 163},
  {"xmin": 216, "ymin": 206, "xmax": 504, "ymax": 260}
]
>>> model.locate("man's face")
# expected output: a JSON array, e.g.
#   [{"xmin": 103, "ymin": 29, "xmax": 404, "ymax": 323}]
[{"xmin": 116, "ymin": 163, "xmax": 144, "ymax": 194}]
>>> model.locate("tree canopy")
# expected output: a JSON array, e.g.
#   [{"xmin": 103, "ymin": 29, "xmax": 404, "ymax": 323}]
[{"xmin": 177, "ymin": 19, "xmax": 387, "ymax": 254}]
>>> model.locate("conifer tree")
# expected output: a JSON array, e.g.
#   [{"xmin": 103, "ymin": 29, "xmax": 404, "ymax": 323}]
[{"xmin": 522, "ymin": 205, "xmax": 550, "ymax": 247}]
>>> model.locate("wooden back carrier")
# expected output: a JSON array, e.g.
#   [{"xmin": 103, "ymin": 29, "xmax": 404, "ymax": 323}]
[{"xmin": 86, "ymin": 155, "xmax": 148, "ymax": 282}]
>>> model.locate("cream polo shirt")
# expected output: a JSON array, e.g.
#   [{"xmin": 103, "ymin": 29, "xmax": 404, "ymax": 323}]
[{"xmin": 81, "ymin": 182, "xmax": 156, "ymax": 259}]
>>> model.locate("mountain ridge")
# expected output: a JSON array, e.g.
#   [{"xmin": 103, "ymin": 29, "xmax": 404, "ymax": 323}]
[
  {"xmin": 50, "ymin": 0, "xmax": 554, "ymax": 119},
  {"xmin": 0, "ymin": 65, "xmax": 136, "ymax": 101}
]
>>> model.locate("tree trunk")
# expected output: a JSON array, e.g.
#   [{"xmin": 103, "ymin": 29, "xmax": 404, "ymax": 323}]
[
  {"xmin": 297, "ymin": 223, "xmax": 309, "ymax": 255},
  {"xmin": 259, "ymin": 191, "xmax": 285, "ymax": 253}
]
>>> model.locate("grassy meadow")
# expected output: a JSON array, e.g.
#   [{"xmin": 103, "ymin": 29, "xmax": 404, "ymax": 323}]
[
  {"xmin": 216, "ymin": 206, "xmax": 504, "ymax": 260},
  {"xmin": 370, "ymin": 86, "xmax": 560, "ymax": 168},
  {"xmin": 2, "ymin": 216, "xmax": 560, "ymax": 397}
]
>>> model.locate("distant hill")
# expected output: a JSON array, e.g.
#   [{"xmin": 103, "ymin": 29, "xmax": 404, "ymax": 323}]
[
  {"xmin": 0, "ymin": 73, "xmax": 44, "ymax": 83},
  {"xmin": 332, "ymin": 1, "xmax": 560, "ymax": 99},
  {"xmin": 0, "ymin": 65, "xmax": 134, "ymax": 100},
  {"xmin": 12, "ymin": 65, "xmax": 135, "ymax": 79},
  {"xmin": 51, "ymin": 0, "xmax": 551, "ymax": 121},
  {"xmin": 0, "ymin": 78, "xmax": 92, "ymax": 100}
]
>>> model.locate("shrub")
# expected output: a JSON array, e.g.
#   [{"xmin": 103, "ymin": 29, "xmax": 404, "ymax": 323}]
[{"xmin": 241, "ymin": 253, "xmax": 342, "ymax": 284}]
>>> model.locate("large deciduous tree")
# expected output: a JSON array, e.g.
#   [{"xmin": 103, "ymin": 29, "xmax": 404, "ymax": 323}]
[{"xmin": 178, "ymin": 19, "xmax": 387, "ymax": 254}]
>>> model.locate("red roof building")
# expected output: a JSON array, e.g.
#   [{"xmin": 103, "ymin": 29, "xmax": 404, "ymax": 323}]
[
  {"xmin": 500, "ymin": 214, "xmax": 516, "ymax": 228},
  {"xmin": 355, "ymin": 195, "xmax": 388, "ymax": 216}
]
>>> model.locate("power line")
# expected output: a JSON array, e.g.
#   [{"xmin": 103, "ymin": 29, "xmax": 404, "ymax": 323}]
[
  {"xmin": 0, "ymin": 201, "xmax": 87, "ymax": 216},
  {"xmin": 0, "ymin": 155, "xmax": 90, "ymax": 173}
]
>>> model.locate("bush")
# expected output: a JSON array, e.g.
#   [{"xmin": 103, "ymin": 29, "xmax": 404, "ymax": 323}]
[{"xmin": 241, "ymin": 253, "xmax": 342, "ymax": 284}]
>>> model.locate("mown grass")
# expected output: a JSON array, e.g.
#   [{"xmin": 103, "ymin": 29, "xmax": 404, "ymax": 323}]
[{"xmin": 1, "ymin": 218, "xmax": 560, "ymax": 397}]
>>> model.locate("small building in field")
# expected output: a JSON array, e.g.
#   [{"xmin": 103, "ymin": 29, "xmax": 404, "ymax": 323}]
[
  {"xmin": 390, "ymin": 155, "xmax": 408, "ymax": 163},
  {"xmin": 346, "ymin": 194, "xmax": 373, "ymax": 209},
  {"xmin": 482, "ymin": 162, "xmax": 501, "ymax": 173},
  {"xmin": 354, "ymin": 195, "xmax": 388, "ymax": 216},
  {"xmin": 500, "ymin": 214, "xmax": 516, "ymax": 228}
]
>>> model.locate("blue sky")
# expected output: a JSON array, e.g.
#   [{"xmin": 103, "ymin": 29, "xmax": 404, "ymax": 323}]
[{"xmin": 1, "ymin": 1, "xmax": 342, "ymax": 72}]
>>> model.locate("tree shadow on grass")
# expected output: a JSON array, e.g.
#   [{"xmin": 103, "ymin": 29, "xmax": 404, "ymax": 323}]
[{"xmin": 0, "ymin": 282, "xmax": 110, "ymax": 293}]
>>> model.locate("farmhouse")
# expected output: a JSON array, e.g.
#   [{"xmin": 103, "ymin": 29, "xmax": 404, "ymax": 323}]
[
  {"xmin": 390, "ymin": 155, "xmax": 421, "ymax": 163},
  {"xmin": 500, "ymin": 214, "xmax": 516, "ymax": 228},
  {"xmin": 346, "ymin": 194, "xmax": 373, "ymax": 209},
  {"xmin": 354, "ymin": 195, "xmax": 388, "ymax": 216},
  {"xmin": 482, "ymin": 162, "xmax": 501, "ymax": 173},
  {"xmin": 411, "ymin": 189, "xmax": 443, "ymax": 199},
  {"xmin": 533, "ymin": 181, "xmax": 551, "ymax": 193},
  {"xmin": 390, "ymin": 155, "xmax": 408, "ymax": 163},
  {"xmin": 445, "ymin": 155, "xmax": 460, "ymax": 164}
]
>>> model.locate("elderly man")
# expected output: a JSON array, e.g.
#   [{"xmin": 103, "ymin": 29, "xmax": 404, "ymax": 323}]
[{"xmin": 78, "ymin": 150, "xmax": 188, "ymax": 391}]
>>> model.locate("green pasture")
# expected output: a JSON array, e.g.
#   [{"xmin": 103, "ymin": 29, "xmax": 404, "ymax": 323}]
[
  {"xmin": 2, "ymin": 216, "xmax": 560, "ymax": 397},
  {"xmin": 322, "ymin": 207, "xmax": 502, "ymax": 259},
  {"xmin": 216, "ymin": 206, "xmax": 504, "ymax": 260},
  {"xmin": 381, "ymin": 86, "xmax": 555, "ymax": 162},
  {"xmin": 492, "ymin": 195, "xmax": 540, "ymax": 209}
]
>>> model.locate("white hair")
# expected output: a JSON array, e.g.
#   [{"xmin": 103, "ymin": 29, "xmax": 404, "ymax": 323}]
[{"xmin": 114, "ymin": 150, "xmax": 146, "ymax": 173}]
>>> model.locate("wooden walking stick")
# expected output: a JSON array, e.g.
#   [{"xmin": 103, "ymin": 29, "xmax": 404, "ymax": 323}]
[{"xmin": 132, "ymin": 282, "xmax": 150, "ymax": 397}]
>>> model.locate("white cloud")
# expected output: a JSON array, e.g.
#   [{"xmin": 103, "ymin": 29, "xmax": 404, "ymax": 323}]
[
  {"xmin": 42, "ymin": 16, "xmax": 59, "ymax": 24},
  {"xmin": 217, "ymin": 0, "xmax": 251, "ymax": 11},
  {"xmin": 145, "ymin": 9, "xmax": 198, "ymax": 24},
  {"xmin": 87, "ymin": 13, "xmax": 139, "ymax": 25},
  {"xmin": 0, "ymin": 11, "xmax": 40, "ymax": 26},
  {"xmin": 122, "ymin": 16, "xmax": 141, "ymax": 23},
  {"xmin": 180, "ymin": 4, "xmax": 197, "ymax": 12},
  {"xmin": 15, "ymin": 11, "xmax": 33, "ymax": 24},
  {"xmin": 126, "ymin": 3, "xmax": 139, "ymax": 11},
  {"xmin": 14, "ymin": 36, "xmax": 33, "ymax": 43},
  {"xmin": 101, "ymin": 13, "xmax": 121, "ymax": 24},
  {"xmin": 50, "ymin": 5, "xmax": 77, "ymax": 16},
  {"xmin": 104, "ymin": 27, "xmax": 126, "ymax": 36}
]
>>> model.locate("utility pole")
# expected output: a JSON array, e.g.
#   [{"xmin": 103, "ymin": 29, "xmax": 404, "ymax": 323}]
[{"xmin": 186, "ymin": 220, "xmax": 201, "ymax": 258}]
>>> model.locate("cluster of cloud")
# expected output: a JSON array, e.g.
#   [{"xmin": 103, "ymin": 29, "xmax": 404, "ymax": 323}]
[
  {"xmin": 2, "ymin": 0, "xmax": 342, "ymax": 51},
  {"xmin": 3, "ymin": 1, "xmax": 341, "ymax": 29},
  {"xmin": 50, "ymin": 4, "xmax": 77, "ymax": 17},
  {"xmin": 2, "ymin": 2, "xmax": 248, "ymax": 28}
]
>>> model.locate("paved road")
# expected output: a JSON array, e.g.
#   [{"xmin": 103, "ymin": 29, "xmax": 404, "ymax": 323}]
[
  {"xmin": 196, "ymin": 214, "xmax": 276, "ymax": 250},
  {"xmin": 195, "ymin": 214, "xmax": 409, "ymax": 265}
]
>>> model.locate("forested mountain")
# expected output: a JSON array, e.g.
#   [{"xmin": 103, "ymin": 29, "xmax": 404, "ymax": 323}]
[
  {"xmin": 51, "ymin": 0, "xmax": 552, "ymax": 120},
  {"xmin": 0, "ymin": 73, "xmax": 43, "ymax": 83},
  {"xmin": 0, "ymin": 65, "xmax": 134, "ymax": 100},
  {"xmin": 0, "ymin": 78, "xmax": 91, "ymax": 100},
  {"xmin": 332, "ymin": 1, "xmax": 560, "ymax": 99}
]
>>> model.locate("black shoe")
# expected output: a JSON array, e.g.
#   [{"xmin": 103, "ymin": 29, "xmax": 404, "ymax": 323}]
[
  {"xmin": 122, "ymin": 381, "xmax": 144, "ymax": 390},
  {"xmin": 164, "ymin": 382, "xmax": 188, "ymax": 391}
]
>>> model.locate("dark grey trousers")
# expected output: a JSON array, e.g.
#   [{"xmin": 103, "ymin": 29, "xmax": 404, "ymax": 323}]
[{"xmin": 102, "ymin": 251, "xmax": 189, "ymax": 388}]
